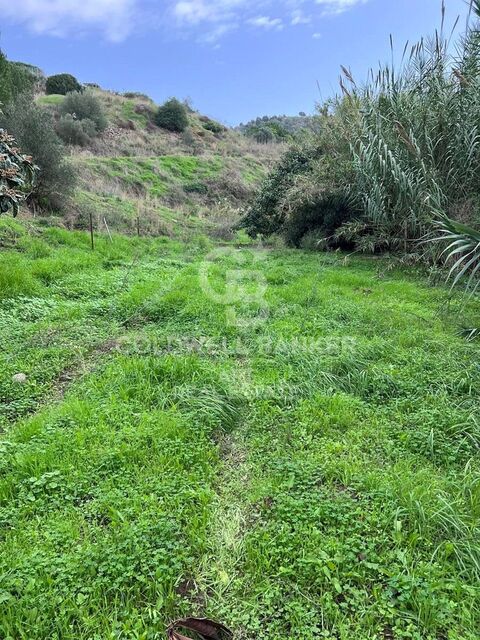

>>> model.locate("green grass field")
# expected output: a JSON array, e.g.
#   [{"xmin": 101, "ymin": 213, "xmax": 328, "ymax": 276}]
[{"xmin": 0, "ymin": 219, "xmax": 479, "ymax": 639}]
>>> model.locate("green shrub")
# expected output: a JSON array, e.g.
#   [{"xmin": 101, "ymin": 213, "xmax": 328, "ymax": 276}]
[
  {"xmin": 242, "ymin": 113, "xmax": 357, "ymax": 247},
  {"xmin": 252, "ymin": 126, "xmax": 275, "ymax": 144},
  {"xmin": 201, "ymin": 118, "xmax": 225, "ymax": 134},
  {"xmin": 56, "ymin": 115, "xmax": 96, "ymax": 146},
  {"xmin": 7, "ymin": 64, "xmax": 35, "ymax": 102},
  {"xmin": 242, "ymin": 144, "xmax": 320, "ymax": 238},
  {"xmin": 245, "ymin": 121, "xmax": 290, "ymax": 143},
  {"xmin": 80, "ymin": 118, "xmax": 98, "ymax": 138},
  {"xmin": 155, "ymin": 98, "xmax": 189, "ymax": 133},
  {"xmin": 46, "ymin": 73, "xmax": 82, "ymax": 95},
  {"xmin": 283, "ymin": 192, "xmax": 355, "ymax": 248},
  {"xmin": 59, "ymin": 91, "xmax": 107, "ymax": 133},
  {"xmin": 239, "ymin": 113, "xmax": 319, "ymax": 140},
  {"xmin": 0, "ymin": 93, "xmax": 76, "ymax": 212},
  {"xmin": 0, "ymin": 50, "xmax": 10, "ymax": 105},
  {"xmin": 0, "ymin": 50, "xmax": 36, "ymax": 106},
  {"xmin": 9, "ymin": 62, "xmax": 37, "ymax": 96}
]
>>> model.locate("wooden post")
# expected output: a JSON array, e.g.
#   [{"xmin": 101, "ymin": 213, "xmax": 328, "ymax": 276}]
[
  {"xmin": 104, "ymin": 217, "xmax": 113, "ymax": 243},
  {"xmin": 136, "ymin": 202, "xmax": 141, "ymax": 237},
  {"xmin": 89, "ymin": 210, "xmax": 94, "ymax": 250}
]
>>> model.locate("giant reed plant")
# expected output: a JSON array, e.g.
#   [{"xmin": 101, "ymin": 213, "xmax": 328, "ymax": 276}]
[
  {"xmin": 336, "ymin": 1, "xmax": 480, "ymax": 265},
  {"xmin": 243, "ymin": 2, "xmax": 480, "ymax": 289}
]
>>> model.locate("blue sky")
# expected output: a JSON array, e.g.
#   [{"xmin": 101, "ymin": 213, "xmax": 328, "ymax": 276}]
[{"xmin": 0, "ymin": 0, "xmax": 473, "ymax": 124}]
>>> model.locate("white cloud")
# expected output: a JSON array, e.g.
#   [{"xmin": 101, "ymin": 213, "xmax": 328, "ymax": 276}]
[
  {"xmin": 172, "ymin": 0, "xmax": 245, "ymax": 43},
  {"xmin": 200, "ymin": 22, "xmax": 239, "ymax": 43},
  {"xmin": 173, "ymin": 0, "xmax": 248, "ymax": 25},
  {"xmin": 171, "ymin": 0, "xmax": 367, "ymax": 41},
  {"xmin": 0, "ymin": 0, "xmax": 368, "ymax": 43},
  {"xmin": 247, "ymin": 16, "xmax": 283, "ymax": 30},
  {"xmin": 315, "ymin": 0, "xmax": 366, "ymax": 16},
  {"xmin": 291, "ymin": 10, "xmax": 311, "ymax": 26},
  {"xmin": 174, "ymin": 1, "xmax": 214, "ymax": 24},
  {"xmin": 0, "ymin": 0, "xmax": 136, "ymax": 41}
]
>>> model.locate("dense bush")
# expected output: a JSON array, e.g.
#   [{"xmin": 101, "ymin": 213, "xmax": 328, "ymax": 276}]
[
  {"xmin": 11, "ymin": 61, "xmax": 44, "ymax": 96},
  {"xmin": 155, "ymin": 98, "xmax": 189, "ymax": 132},
  {"xmin": 56, "ymin": 115, "xmax": 97, "ymax": 146},
  {"xmin": 242, "ymin": 145, "xmax": 318, "ymax": 238},
  {"xmin": 0, "ymin": 51, "xmax": 10, "ymax": 106},
  {"xmin": 247, "ymin": 121, "xmax": 290, "ymax": 144},
  {"xmin": 0, "ymin": 50, "xmax": 36, "ymax": 106},
  {"xmin": 242, "ymin": 128, "xmax": 356, "ymax": 247},
  {"xmin": 200, "ymin": 117, "xmax": 226, "ymax": 134},
  {"xmin": 282, "ymin": 192, "xmax": 355, "ymax": 248},
  {"xmin": 0, "ymin": 94, "xmax": 76, "ymax": 212},
  {"xmin": 59, "ymin": 91, "xmax": 107, "ymax": 133},
  {"xmin": 46, "ymin": 73, "xmax": 82, "ymax": 95},
  {"xmin": 251, "ymin": 126, "xmax": 275, "ymax": 144}
]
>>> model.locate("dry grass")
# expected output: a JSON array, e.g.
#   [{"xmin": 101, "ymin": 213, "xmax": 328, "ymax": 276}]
[
  {"xmin": 71, "ymin": 88, "xmax": 283, "ymax": 165},
  {"xmin": 33, "ymin": 85, "xmax": 283, "ymax": 238}
]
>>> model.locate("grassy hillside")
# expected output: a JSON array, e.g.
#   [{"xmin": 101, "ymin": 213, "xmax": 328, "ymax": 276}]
[
  {"xmin": 0, "ymin": 219, "xmax": 479, "ymax": 638},
  {"xmin": 33, "ymin": 87, "xmax": 280, "ymax": 238}
]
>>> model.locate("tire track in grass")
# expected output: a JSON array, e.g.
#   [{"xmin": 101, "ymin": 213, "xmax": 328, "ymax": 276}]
[
  {"xmin": 181, "ymin": 348, "xmax": 257, "ymax": 634},
  {"xmin": 188, "ymin": 247, "xmax": 280, "ymax": 636},
  {"xmin": 200, "ymin": 427, "xmax": 251, "ymax": 601}
]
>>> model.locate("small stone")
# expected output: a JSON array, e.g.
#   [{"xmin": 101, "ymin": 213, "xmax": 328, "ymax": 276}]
[{"xmin": 12, "ymin": 373, "xmax": 27, "ymax": 384}]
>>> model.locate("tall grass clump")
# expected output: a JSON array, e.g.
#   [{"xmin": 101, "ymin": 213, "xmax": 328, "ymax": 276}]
[
  {"xmin": 0, "ymin": 255, "xmax": 39, "ymax": 299},
  {"xmin": 338, "ymin": 3, "xmax": 480, "ymax": 257},
  {"xmin": 244, "ymin": 1, "xmax": 480, "ymax": 286}
]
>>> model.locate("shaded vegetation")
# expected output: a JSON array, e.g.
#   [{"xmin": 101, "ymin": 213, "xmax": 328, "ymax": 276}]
[
  {"xmin": 46, "ymin": 73, "xmax": 82, "ymax": 96},
  {"xmin": 242, "ymin": 132, "xmax": 355, "ymax": 248}
]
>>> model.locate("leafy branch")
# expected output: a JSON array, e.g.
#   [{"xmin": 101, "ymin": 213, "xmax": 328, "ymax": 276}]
[{"xmin": 0, "ymin": 128, "xmax": 38, "ymax": 217}]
